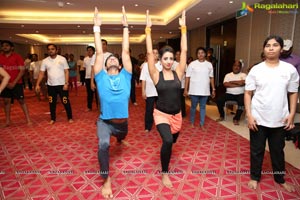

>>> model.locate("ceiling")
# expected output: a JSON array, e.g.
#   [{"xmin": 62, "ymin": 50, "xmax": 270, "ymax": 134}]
[{"xmin": 0, "ymin": 0, "xmax": 262, "ymax": 45}]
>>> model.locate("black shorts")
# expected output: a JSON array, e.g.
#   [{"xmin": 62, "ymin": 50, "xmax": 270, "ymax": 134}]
[{"xmin": 0, "ymin": 84, "xmax": 24, "ymax": 99}]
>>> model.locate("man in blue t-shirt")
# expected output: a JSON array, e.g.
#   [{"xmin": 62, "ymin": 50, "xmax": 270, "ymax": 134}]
[{"xmin": 93, "ymin": 7, "xmax": 132, "ymax": 199}]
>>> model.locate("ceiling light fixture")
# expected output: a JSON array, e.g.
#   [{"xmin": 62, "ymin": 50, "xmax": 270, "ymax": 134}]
[
  {"xmin": 229, "ymin": 1, "xmax": 234, "ymax": 3},
  {"xmin": 207, "ymin": 11, "xmax": 212, "ymax": 15},
  {"xmin": 196, "ymin": 17, "xmax": 200, "ymax": 21},
  {"xmin": 57, "ymin": 1, "xmax": 64, "ymax": 8}
]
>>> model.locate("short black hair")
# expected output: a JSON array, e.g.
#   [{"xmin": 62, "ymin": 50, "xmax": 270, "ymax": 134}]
[
  {"xmin": 1, "ymin": 40, "xmax": 14, "ymax": 47},
  {"xmin": 196, "ymin": 47, "xmax": 207, "ymax": 56},
  {"xmin": 86, "ymin": 46, "xmax": 95, "ymax": 52},
  {"xmin": 101, "ymin": 39, "xmax": 108, "ymax": 45},
  {"xmin": 47, "ymin": 44, "xmax": 58, "ymax": 50}
]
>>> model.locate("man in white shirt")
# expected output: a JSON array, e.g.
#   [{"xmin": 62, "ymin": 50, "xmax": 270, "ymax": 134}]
[
  {"xmin": 172, "ymin": 50, "xmax": 186, "ymax": 117},
  {"xmin": 84, "ymin": 46, "xmax": 98, "ymax": 111},
  {"xmin": 30, "ymin": 54, "xmax": 47, "ymax": 101},
  {"xmin": 139, "ymin": 49, "xmax": 161, "ymax": 132},
  {"xmin": 216, "ymin": 60, "xmax": 247, "ymax": 125},
  {"xmin": 36, "ymin": 44, "xmax": 73, "ymax": 124}
]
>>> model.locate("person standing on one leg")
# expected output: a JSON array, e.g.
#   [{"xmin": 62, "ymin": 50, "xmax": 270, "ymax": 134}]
[
  {"xmin": 0, "ymin": 40, "xmax": 32, "ymax": 126},
  {"xmin": 93, "ymin": 7, "xmax": 132, "ymax": 199},
  {"xmin": 245, "ymin": 35, "xmax": 299, "ymax": 192},
  {"xmin": 145, "ymin": 9, "xmax": 187, "ymax": 188},
  {"xmin": 36, "ymin": 44, "xmax": 73, "ymax": 124}
]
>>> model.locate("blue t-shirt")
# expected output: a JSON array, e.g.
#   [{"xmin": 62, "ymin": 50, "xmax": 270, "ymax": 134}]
[
  {"xmin": 68, "ymin": 61, "xmax": 77, "ymax": 77},
  {"xmin": 95, "ymin": 68, "xmax": 132, "ymax": 119}
]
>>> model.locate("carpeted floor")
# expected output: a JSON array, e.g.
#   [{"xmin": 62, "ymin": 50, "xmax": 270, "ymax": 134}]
[{"xmin": 1, "ymin": 85, "xmax": 300, "ymax": 200}]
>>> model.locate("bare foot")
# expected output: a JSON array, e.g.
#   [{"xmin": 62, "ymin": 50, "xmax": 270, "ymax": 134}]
[
  {"xmin": 162, "ymin": 174, "xmax": 173, "ymax": 188},
  {"xmin": 216, "ymin": 117, "xmax": 224, "ymax": 122},
  {"xmin": 248, "ymin": 180, "xmax": 258, "ymax": 189},
  {"xmin": 200, "ymin": 125, "xmax": 206, "ymax": 131},
  {"xmin": 68, "ymin": 119, "xmax": 74, "ymax": 123},
  {"xmin": 102, "ymin": 177, "xmax": 113, "ymax": 199},
  {"xmin": 281, "ymin": 183, "xmax": 295, "ymax": 192},
  {"xmin": 27, "ymin": 120, "xmax": 32, "ymax": 126},
  {"xmin": 49, "ymin": 120, "xmax": 55, "ymax": 125},
  {"xmin": 190, "ymin": 123, "xmax": 195, "ymax": 128},
  {"xmin": 233, "ymin": 120, "xmax": 239, "ymax": 125},
  {"xmin": 116, "ymin": 140, "xmax": 130, "ymax": 147}
]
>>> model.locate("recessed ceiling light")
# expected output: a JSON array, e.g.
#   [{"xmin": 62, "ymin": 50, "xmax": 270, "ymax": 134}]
[
  {"xmin": 66, "ymin": 2, "xmax": 71, "ymax": 5},
  {"xmin": 82, "ymin": 30, "xmax": 86, "ymax": 33},
  {"xmin": 77, "ymin": 25, "xmax": 80, "ymax": 28},
  {"xmin": 196, "ymin": 17, "xmax": 200, "ymax": 21},
  {"xmin": 21, "ymin": 25, "xmax": 24, "ymax": 28},
  {"xmin": 169, "ymin": 31, "xmax": 172, "ymax": 34},
  {"xmin": 208, "ymin": 11, "xmax": 212, "ymax": 15},
  {"xmin": 159, "ymin": 36, "xmax": 163, "ymax": 39},
  {"xmin": 229, "ymin": 1, "xmax": 233, "ymax": 3},
  {"xmin": 35, "ymin": 30, "xmax": 39, "ymax": 33},
  {"xmin": 134, "ymin": 4, "xmax": 138, "ymax": 7},
  {"xmin": 130, "ymin": 25, "xmax": 134, "ymax": 28}
]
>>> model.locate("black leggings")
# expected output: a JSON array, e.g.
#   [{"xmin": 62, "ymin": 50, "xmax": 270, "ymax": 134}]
[{"xmin": 157, "ymin": 123, "xmax": 179, "ymax": 173}]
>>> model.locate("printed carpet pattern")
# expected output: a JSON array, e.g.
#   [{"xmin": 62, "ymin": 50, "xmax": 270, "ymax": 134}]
[{"xmin": 1, "ymin": 85, "xmax": 300, "ymax": 200}]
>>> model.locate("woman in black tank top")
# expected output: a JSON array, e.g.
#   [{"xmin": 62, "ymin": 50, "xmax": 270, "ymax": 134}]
[{"xmin": 145, "ymin": 9, "xmax": 187, "ymax": 188}]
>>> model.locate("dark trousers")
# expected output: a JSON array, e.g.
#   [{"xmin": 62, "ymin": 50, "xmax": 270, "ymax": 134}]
[
  {"xmin": 47, "ymin": 85, "xmax": 72, "ymax": 121},
  {"xmin": 145, "ymin": 96, "xmax": 157, "ymax": 131},
  {"xmin": 85, "ymin": 78, "xmax": 98, "ymax": 110},
  {"xmin": 130, "ymin": 78, "xmax": 136, "ymax": 103},
  {"xmin": 250, "ymin": 125, "xmax": 286, "ymax": 184},
  {"xmin": 180, "ymin": 89, "xmax": 186, "ymax": 117},
  {"xmin": 97, "ymin": 119, "xmax": 128, "ymax": 179},
  {"xmin": 79, "ymin": 70, "xmax": 86, "ymax": 85},
  {"xmin": 216, "ymin": 93, "xmax": 244, "ymax": 120},
  {"xmin": 157, "ymin": 124, "xmax": 179, "ymax": 173}
]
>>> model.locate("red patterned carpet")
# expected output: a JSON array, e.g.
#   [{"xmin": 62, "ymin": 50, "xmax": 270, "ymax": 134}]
[{"xmin": 1, "ymin": 85, "xmax": 300, "ymax": 200}]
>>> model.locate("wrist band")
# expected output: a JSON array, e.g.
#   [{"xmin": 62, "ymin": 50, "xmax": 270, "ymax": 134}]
[
  {"xmin": 180, "ymin": 26, "xmax": 187, "ymax": 34},
  {"xmin": 93, "ymin": 26, "xmax": 100, "ymax": 33},
  {"xmin": 123, "ymin": 26, "xmax": 128, "ymax": 29},
  {"xmin": 145, "ymin": 27, "xmax": 151, "ymax": 34}
]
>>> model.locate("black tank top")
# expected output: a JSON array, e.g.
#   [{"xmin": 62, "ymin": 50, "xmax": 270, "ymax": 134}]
[{"xmin": 155, "ymin": 71, "xmax": 181, "ymax": 115}]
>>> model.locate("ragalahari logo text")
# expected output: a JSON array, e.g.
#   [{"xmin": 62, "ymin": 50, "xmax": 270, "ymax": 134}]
[{"xmin": 241, "ymin": 2, "xmax": 254, "ymax": 15}]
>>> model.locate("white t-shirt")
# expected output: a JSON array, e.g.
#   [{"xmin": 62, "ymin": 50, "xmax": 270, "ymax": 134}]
[
  {"xmin": 40, "ymin": 55, "xmax": 69, "ymax": 86},
  {"xmin": 139, "ymin": 61, "xmax": 162, "ymax": 97},
  {"xmin": 186, "ymin": 60, "xmax": 213, "ymax": 95},
  {"xmin": 84, "ymin": 55, "xmax": 94, "ymax": 79},
  {"xmin": 91, "ymin": 52, "xmax": 112, "ymax": 69},
  {"xmin": 172, "ymin": 60, "xmax": 186, "ymax": 89},
  {"xmin": 245, "ymin": 61, "xmax": 299, "ymax": 127},
  {"xmin": 224, "ymin": 72, "xmax": 247, "ymax": 95},
  {"xmin": 29, "ymin": 60, "xmax": 42, "ymax": 79}
]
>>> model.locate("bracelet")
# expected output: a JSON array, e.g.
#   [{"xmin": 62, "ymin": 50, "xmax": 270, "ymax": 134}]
[
  {"xmin": 93, "ymin": 26, "xmax": 100, "ymax": 33},
  {"xmin": 180, "ymin": 26, "xmax": 187, "ymax": 34},
  {"xmin": 123, "ymin": 26, "xmax": 128, "ymax": 28},
  {"xmin": 145, "ymin": 27, "xmax": 151, "ymax": 35}
]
